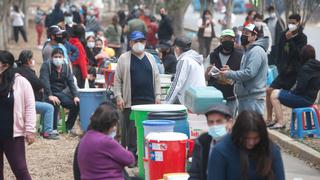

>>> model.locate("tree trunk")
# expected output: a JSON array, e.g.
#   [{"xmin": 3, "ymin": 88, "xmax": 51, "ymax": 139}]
[
  {"xmin": 166, "ymin": 0, "xmax": 191, "ymax": 36},
  {"xmin": 0, "ymin": 0, "xmax": 12, "ymax": 50},
  {"xmin": 225, "ymin": 0, "xmax": 234, "ymax": 29}
]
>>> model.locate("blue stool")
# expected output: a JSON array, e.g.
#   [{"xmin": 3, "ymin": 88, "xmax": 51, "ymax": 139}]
[{"xmin": 290, "ymin": 107, "xmax": 320, "ymax": 138}]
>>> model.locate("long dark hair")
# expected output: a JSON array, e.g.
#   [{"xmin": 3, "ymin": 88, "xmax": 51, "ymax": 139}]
[
  {"xmin": 0, "ymin": 50, "xmax": 15, "ymax": 97},
  {"xmin": 201, "ymin": 9, "xmax": 212, "ymax": 25},
  {"xmin": 13, "ymin": 5, "xmax": 20, "ymax": 13},
  {"xmin": 16, "ymin": 50, "xmax": 33, "ymax": 67},
  {"xmin": 88, "ymin": 102, "xmax": 119, "ymax": 133},
  {"xmin": 231, "ymin": 111, "xmax": 274, "ymax": 180}
]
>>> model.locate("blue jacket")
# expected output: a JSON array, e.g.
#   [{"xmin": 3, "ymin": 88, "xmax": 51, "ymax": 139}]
[
  {"xmin": 225, "ymin": 37, "xmax": 269, "ymax": 100},
  {"xmin": 207, "ymin": 135, "xmax": 285, "ymax": 180}
]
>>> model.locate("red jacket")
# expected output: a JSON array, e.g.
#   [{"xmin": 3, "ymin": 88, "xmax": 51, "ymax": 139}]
[{"xmin": 69, "ymin": 37, "xmax": 88, "ymax": 79}]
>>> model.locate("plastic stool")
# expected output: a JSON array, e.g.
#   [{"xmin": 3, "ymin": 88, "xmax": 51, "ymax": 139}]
[
  {"xmin": 290, "ymin": 107, "xmax": 320, "ymax": 138},
  {"xmin": 58, "ymin": 106, "xmax": 67, "ymax": 133}
]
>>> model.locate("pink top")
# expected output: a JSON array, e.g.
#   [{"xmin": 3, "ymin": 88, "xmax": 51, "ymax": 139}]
[{"xmin": 13, "ymin": 73, "xmax": 36, "ymax": 137}]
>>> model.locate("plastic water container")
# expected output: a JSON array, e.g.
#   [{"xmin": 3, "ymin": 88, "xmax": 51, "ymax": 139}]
[
  {"xmin": 143, "ymin": 120, "xmax": 175, "ymax": 137},
  {"xmin": 78, "ymin": 88, "xmax": 106, "ymax": 131},
  {"xmin": 184, "ymin": 86, "xmax": 225, "ymax": 114},
  {"xmin": 267, "ymin": 65, "xmax": 278, "ymax": 86},
  {"xmin": 147, "ymin": 111, "xmax": 189, "ymax": 137}
]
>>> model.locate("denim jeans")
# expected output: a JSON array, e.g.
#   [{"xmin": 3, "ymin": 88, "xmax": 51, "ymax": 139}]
[
  {"xmin": 36, "ymin": 101, "xmax": 54, "ymax": 133},
  {"xmin": 238, "ymin": 98, "xmax": 265, "ymax": 115},
  {"xmin": 50, "ymin": 92, "xmax": 79, "ymax": 131},
  {"xmin": 278, "ymin": 90, "xmax": 312, "ymax": 108}
]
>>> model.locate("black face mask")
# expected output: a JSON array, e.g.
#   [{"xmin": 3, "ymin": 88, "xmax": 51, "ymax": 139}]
[
  {"xmin": 221, "ymin": 41, "xmax": 234, "ymax": 53},
  {"xmin": 55, "ymin": 36, "xmax": 64, "ymax": 44},
  {"xmin": 241, "ymin": 35, "xmax": 250, "ymax": 46}
]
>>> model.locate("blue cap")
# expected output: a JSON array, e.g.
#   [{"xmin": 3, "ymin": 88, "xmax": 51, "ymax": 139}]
[{"xmin": 130, "ymin": 31, "xmax": 146, "ymax": 41}]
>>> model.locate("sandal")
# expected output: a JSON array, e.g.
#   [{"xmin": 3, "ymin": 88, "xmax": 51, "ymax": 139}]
[
  {"xmin": 269, "ymin": 123, "xmax": 286, "ymax": 130},
  {"xmin": 266, "ymin": 121, "xmax": 276, "ymax": 127}
]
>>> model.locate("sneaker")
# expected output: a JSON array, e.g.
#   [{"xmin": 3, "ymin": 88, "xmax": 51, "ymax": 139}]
[
  {"xmin": 43, "ymin": 132, "xmax": 59, "ymax": 140},
  {"xmin": 51, "ymin": 130, "xmax": 59, "ymax": 135}
]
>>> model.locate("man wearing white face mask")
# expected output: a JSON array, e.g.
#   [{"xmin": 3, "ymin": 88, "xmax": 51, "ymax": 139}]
[
  {"xmin": 40, "ymin": 48, "xmax": 80, "ymax": 133},
  {"xmin": 188, "ymin": 104, "xmax": 232, "ymax": 180},
  {"xmin": 266, "ymin": 14, "xmax": 307, "ymax": 128},
  {"xmin": 114, "ymin": 31, "xmax": 161, "ymax": 157}
]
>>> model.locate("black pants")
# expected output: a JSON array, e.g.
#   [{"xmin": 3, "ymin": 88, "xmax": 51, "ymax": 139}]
[
  {"xmin": 13, "ymin": 26, "xmax": 28, "ymax": 43},
  {"xmin": 199, "ymin": 36, "xmax": 212, "ymax": 58},
  {"xmin": 73, "ymin": 65, "xmax": 85, "ymax": 88},
  {"xmin": 50, "ymin": 92, "xmax": 79, "ymax": 130}
]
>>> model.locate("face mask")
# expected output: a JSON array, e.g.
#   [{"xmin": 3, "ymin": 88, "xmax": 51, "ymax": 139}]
[
  {"xmin": 241, "ymin": 35, "xmax": 250, "ymax": 46},
  {"xmin": 65, "ymin": 16, "xmax": 73, "ymax": 25},
  {"xmin": 254, "ymin": 21, "xmax": 263, "ymax": 29},
  {"xmin": 288, "ymin": 23, "xmax": 298, "ymax": 32},
  {"xmin": 55, "ymin": 36, "xmax": 64, "ymax": 44},
  {"xmin": 132, "ymin": 42, "xmax": 145, "ymax": 53},
  {"xmin": 221, "ymin": 41, "xmax": 234, "ymax": 53},
  {"xmin": 87, "ymin": 42, "xmax": 95, "ymax": 49},
  {"xmin": 208, "ymin": 124, "xmax": 228, "ymax": 140},
  {"xmin": 269, "ymin": 12, "xmax": 276, "ymax": 18},
  {"xmin": 52, "ymin": 58, "xmax": 64, "ymax": 66},
  {"xmin": 109, "ymin": 130, "xmax": 116, "ymax": 139}
]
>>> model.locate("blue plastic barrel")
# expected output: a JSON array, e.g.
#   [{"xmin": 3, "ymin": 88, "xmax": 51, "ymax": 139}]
[
  {"xmin": 78, "ymin": 89, "xmax": 107, "ymax": 131},
  {"xmin": 147, "ymin": 111, "xmax": 190, "ymax": 137}
]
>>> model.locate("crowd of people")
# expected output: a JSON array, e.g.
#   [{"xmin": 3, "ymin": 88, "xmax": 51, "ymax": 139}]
[{"xmin": 1, "ymin": 0, "xmax": 320, "ymax": 179}]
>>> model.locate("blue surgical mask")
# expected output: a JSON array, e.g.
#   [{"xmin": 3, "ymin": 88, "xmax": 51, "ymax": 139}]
[{"xmin": 208, "ymin": 124, "xmax": 227, "ymax": 140}]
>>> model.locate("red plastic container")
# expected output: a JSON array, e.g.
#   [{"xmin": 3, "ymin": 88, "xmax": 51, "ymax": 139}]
[{"xmin": 145, "ymin": 132, "xmax": 188, "ymax": 180}]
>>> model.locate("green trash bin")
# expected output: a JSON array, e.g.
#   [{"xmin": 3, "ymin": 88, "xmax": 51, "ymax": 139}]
[{"xmin": 131, "ymin": 104, "xmax": 187, "ymax": 178}]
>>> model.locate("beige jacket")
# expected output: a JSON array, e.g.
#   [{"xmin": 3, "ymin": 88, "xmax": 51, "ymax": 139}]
[{"xmin": 114, "ymin": 51, "xmax": 161, "ymax": 108}]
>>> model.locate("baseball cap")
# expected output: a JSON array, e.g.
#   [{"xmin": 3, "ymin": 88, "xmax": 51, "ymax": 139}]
[
  {"xmin": 243, "ymin": 23, "xmax": 259, "ymax": 34},
  {"xmin": 130, "ymin": 31, "xmax": 146, "ymax": 41},
  {"xmin": 48, "ymin": 25, "xmax": 65, "ymax": 35},
  {"xmin": 221, "ymin": 29, "xmax": 235, "ymax": 37},
  {"xmin": 174, "ymin": 36, "xmax": 192, "ymax": 49},
  {"xmin": 156, "ymin": 40, "xmax": 173, "ymax": 49},
  {"xmin": 205, "ymin": 104, "xmax": 232, "ymax": 118}
]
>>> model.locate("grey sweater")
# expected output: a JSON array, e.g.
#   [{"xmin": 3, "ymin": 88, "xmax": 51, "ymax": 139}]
[
  {"xmin": 114, "ymin": 51, "xmax": 161, "ymax": 108},
  {"xmin": 225, "ymin": 37, "xmax": 269, "ymax": 100}
]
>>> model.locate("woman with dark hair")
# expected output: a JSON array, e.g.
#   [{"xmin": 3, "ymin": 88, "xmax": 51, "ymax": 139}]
[
  {"xmin": 244, "ymin": 9, "xmax": 257, "ymax": 26},
  {"xmin": 10, "ymin": 5, "xmax": 28, "ymax": 43},
  {"xmin": 77, "ymin": 102, "xmax": 135, "ymax": 179},
  {"xmin": 157, "ymin": 40, "xmax": 177, "ymax": 74},
  {"xmin": 270, "ymin": 45, "xmax": 320, "ymax": 129},
  {"xmin": 40, "ymin": 48, "xmax": 80, "ymax": 132},
  {"xmin": 105, "ymin": 15, "xmax": 122, "ymax": 58},
  {"xmin": 85, "ymin": 34, "xmax": 98, "ymax": 67},
  {"xmin": 69, "ymin": 24, "xmax": 88, "ymax": 88},
  {"xmin": 197, "ymin": 9, "xmax": 216, "ymax": 58},
  {"xmin": 15, "ymin": 50, "xmax": 58, "ymax": 139},
  {"xmin": 207, "ymin": 111, "xmax": 285, "ymax": 180},
  {"xmin": 0, "ymin": 50, "xmax": 36, "ymax": 179}
]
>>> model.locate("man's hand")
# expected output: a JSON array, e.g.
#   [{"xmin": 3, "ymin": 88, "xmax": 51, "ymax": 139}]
[
  {"xmin": 74, "ymin": 97, "xmax": 80, "ymax": 105},
  {"xmin": 155, "ymin": 98, "xmax": 161, "ymax": 104},
  {"xmin": 26, "ymin": 133, "xmax": 36, "ymax": 145},
  {"xmin": 205, "ymin": 65, "xmax": 213, "ymax": 80},
  {"xmin": 117, "ymin": 98, "xmax": 125, "ymax": 111},
  {"xmin": 49, "ymin": 95, "xmax": 60, "ymax": 106},
  {"xmin": 285, "ymin": 31, "xmax": 293, "ymax": 40},
  {"xmin": 220, "ymin": 65, "xmax": 230, "ymax": 71}
]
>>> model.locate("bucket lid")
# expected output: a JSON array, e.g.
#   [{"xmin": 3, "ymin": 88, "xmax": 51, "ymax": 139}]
[
  {"xmin": 146, "ymin": 132, "xmax": 188, "ymax": 141},
  {"xmin": 131, "ymin": 104, "xmax": 186, "ymax": 111},
  {"xmin": 143, "ymin": 120, "xmax": 175, "ymax": 126},
  {"xmin": 148, "ymin": 111, "xmax": 187, "ymax": 120},
  {"xmin": 78, "ymin": 88, "xmax": 106, "ymax": 93}
]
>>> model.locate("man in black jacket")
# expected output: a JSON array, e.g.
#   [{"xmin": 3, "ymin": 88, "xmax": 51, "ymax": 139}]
[
  {"xmin": 205, "ymin": 29, "xmax": 242, "ymax": 117},
  {"xmin": 157, "ymin": 8, "xmax": 173, "ymax": 41},
  {"xmin": 188, "ymin": 104, "xmax": 233, "ymax": 180},
  {"xmin": 266, "ymin": 14, "xmax": 307, "ymax": 127},
  {"xmin": 40, "ymin": 48, "xmax": 80, "ymax": 132}
]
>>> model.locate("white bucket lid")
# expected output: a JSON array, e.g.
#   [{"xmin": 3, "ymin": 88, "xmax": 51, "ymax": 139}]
[
  {"xmin": 78, "ymin": 88, "xmax": 106, "ymax": 93},
  {"xmin": 146, "ymin": 132, "xmax": 188, "ymax": 141},
  {"xmin": 131, "ymin": 104, "xmax": 186, "ymax": 111}
]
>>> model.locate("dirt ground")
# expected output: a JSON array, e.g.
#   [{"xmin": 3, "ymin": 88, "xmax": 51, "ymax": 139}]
[{"xmin": 3, "ymin": 21, "xmax": 320, "ymax": 179}]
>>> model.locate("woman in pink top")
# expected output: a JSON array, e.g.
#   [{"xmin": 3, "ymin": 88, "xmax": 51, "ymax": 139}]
[
  {"xmin": 0, "ymin": 50, "xmax": 36, "ymax": 180},
  {"xmin": 77, "ymin": 102, "xmax": 135, "ymax": 180}
]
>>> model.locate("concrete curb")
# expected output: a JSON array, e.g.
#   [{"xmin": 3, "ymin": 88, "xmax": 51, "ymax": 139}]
[{"xmin": 268, "ymin": 130, "xmax": 320, "ymax": 166}]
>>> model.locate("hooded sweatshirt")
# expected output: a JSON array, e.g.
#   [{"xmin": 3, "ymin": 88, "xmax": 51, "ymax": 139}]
[
  {"xmin": 166, "ymin": 49, "xmax": 206, "ymax": 104},
  {"xmin": 225, "ymin": 37, "xmax": 269, "ymax": 100},
  {"xmin": 292, "ymin": 59, "xmax": 320, "ymax": 103}
]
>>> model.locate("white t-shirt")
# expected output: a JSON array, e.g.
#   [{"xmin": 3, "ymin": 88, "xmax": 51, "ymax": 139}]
[
  {"xmin": 198, "ymin": 19, "xmax": 215, "ymax": 37},
  {"xmin": 10, "ymin": 11, "xmax": 24, "ymax": 27}
]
